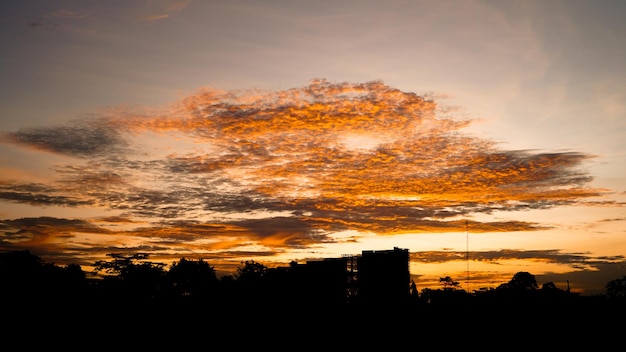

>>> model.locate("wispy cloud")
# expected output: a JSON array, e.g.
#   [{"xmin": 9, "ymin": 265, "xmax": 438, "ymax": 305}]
[
  {"xmin": 27, "ymin": 8, "xmax": 92, "ymax": 33},
  {"xmin": 132, "ymin": 0, "xmax": 194, "ymax": 22},
  {"xmin": 45, "ymin": 10, "xmax": 91, "ymax": 20},
  {"xmin": 26, "ymin": 0, "xmax": 193, "ymax": 32}
]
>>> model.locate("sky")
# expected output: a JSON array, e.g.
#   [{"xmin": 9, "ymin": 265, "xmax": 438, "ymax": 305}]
[{"xmin": 1, "ymin": 0, "xmax": 625, "ymax": 296}]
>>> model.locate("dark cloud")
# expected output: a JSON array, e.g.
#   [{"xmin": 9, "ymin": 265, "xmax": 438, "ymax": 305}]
[
  {"xmin": 1, "ymin": 216, "xmax": 105, "ymax": 232},
  {"xmin": 411, "ymin": 249, "xmax": 609, "ymax": 265},
  {"xmin": 0, "ymin": 216, "xmax": 109, "ymax": 250},
  {"xmin": 0, "ymin": 182, "xmax": 93, "ymax": 207},
  {"xmin": 2, "ymin": 119, "xmax": 126, "ymax": 158},
  {"xmin": 232, "ymin": 216, "xmax": 333, "ymax": 247}
]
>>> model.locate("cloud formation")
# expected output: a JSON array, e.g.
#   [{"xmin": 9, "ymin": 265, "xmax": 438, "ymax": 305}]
[
  {"xmin": 25, "ymin": 0, "xmax": 193, "ymax": 32},
  {"xmin": 3, "ymin": 119, "xmax": 126, "ymax": 158},
  {"xmin": 0, "ymin": 79, "xmax": 605, "ymax": 278}
]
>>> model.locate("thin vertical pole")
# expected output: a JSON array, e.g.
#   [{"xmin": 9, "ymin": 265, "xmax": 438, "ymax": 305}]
[{"xmin": 466, "ymin": 219, "xmax": 469, "ymax": 292}]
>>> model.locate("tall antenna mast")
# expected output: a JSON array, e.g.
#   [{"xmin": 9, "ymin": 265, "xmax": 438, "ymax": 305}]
[{"xmin": 466, "ymin": 219, "xmax": 469, "ymax": 292}]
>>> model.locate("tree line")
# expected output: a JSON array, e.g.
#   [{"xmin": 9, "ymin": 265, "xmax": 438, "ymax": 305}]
[{"xmin": 2, "ymin": 249, "xmax": 625, "ymax": 316}]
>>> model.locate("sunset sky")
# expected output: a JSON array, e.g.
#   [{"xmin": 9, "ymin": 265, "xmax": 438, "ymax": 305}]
[{"xmin": 1, "ymin": 0, "xmax": 625, "ymax": 295}]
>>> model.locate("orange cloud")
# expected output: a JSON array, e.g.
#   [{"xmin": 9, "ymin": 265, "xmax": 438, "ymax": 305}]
[{"xmin": 0, "ymin": 79, "xmax": 606, "ymax": 277}]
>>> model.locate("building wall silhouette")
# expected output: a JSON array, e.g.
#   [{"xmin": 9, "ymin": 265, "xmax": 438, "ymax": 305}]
[
  {"xmin": 355, "ymin": 247, "xmax": 410, "ymax": 306},
  {"xmin": 295, "ymin": 247, "xmax": 410, "ymax": 306}
]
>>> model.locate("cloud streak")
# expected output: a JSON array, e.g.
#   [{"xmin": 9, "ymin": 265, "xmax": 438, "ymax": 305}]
[{"xmin": 3, "ymin": 119, "xmax": 127, "ymax": 158}]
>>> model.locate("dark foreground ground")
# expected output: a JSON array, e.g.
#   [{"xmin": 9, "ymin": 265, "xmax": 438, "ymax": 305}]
[{"xmin": 7, "ymin": 297, "xmax": 624, "ymax": 349}]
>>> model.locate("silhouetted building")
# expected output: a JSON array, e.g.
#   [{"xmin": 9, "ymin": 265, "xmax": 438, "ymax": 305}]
[
  {"xmin": 301, "ymin": 257, "xmax": 349, "ymax": 306},
  {"xmin": 356, "ymin": 247, "xmax": 410, "ymax": 306},
  {"xmin": 291, "ymin": 247, "xmax": 410, "ymax": 306}
]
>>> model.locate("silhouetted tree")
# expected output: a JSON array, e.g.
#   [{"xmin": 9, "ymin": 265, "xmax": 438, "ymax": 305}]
[
  {"xmin": 166, "ymin": 257, "xmax": 218, "ymax": 302},
  {"xmin": 410, "ymin": 280, "xmax": 419, "ymax": 301},
  {"xmin": 233, "ymin": 260, "xmax": 268, "ymax": 306},
  {"xmin": 498, "ymin": 271, "xmax": 538, "ymax": 291},
  {"xmin": 53, "ymin": 263, "xmax": 88, "ymax": 299},
  {"xmin": 418, "ymin": 286, "xmax": 470, "ymax": 307},
  {"xmin": 439, "ymin": 276, "xmax": 460, "ymax": 290},
  {"xmin": 0, "ymin": 250, "xmax": 89, "ymax": 310},
  {"xmin": 538, "ymin": 280, "xmax": 577, "ymax": 308},
  {"xmin": 541, "ymin": 281, "xmax": 558, "ymax": 291},
  {"xmin": 93, "ymin": 252, "xmax": 167, "ymax": 303},
  {"xmin": 235, "ymin": 260, "xmax": 267, "ymax": 285},
  {"xmin": 606, "ymin": 275, "xmax": 626, "ymax": 300},
  {"xmin": 492, "ymin": 271, "xmax": 541, "ymax": 308},
  {"xmin": 1, "ymin": 250, "xmax": 47, "ymax": 301}
]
